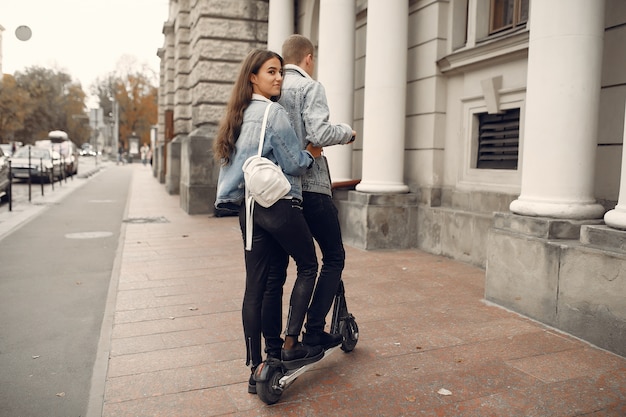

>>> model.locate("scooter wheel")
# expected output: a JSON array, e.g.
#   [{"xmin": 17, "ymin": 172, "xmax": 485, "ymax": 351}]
[
  {"xmin": 257, "ymin": 365, "xmax": 284, "ymax": 405},
  {"xmin": 339, "ymin": 315, "xmax": 359, "ymax": 352}
]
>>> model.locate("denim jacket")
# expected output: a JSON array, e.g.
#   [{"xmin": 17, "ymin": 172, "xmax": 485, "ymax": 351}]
[
  {"xmin": 278, "ymin": 64, "xmax": 354, "ymax": 196},
  {"xmin": 215, "ymin": 95, "xmax": 314, "ymax": 211}
]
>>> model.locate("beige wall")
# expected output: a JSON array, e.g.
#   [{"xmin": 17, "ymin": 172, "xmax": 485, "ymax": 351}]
[
  {"xmin": 339, "ymin": 0, "xmax": 624, "ymax": 208},
  {"xmin": 597, "ymin": 0, "xmax": 626, "ymax": 205},
  {"xmin": 0, "ymin": 25, "xmax": 4, "ymax": 75}
]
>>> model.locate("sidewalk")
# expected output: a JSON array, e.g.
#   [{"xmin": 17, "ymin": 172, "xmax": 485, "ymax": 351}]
[{"xmin": 97, "ymin": 165, "xmax": 625, "ymax": 417}]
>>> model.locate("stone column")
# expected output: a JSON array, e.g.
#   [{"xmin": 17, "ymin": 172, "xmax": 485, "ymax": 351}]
[
  {"xmin": 155, "ymin": 47, "xmax": 166, "ymax": 178},
  {"xmin": 604, "ymin": 103, "xmax": 626, "ymax": 230},
  {"xmin": 509, "ymin": 0, "xmax": 605, "ymax": 219},
  {"xmin": 166, "ymin": 0, "xmax": 191, "ymax": 195},
  {"xmin": 317, "ymin": 0, "xmax": 355, "ymax": 182},
  {"xmin": 267, "ymin": 0, "xmax": 293, "ymax": 52},
  {"xmin": 158, "ymin": 21, "xmax": 175, "ymax": 184},
  {"xmin": 356, "ymin": 0, "xmax": 409, "ymax": 193}
]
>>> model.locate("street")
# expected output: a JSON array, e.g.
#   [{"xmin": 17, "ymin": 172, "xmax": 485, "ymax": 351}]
[
  {"xmin": 0, "ymin": 159, "xmax": 132, "ymax": 417},
  {"xmin": 1, "ymin": 156, "xmax": 103, "ymax": 210}
]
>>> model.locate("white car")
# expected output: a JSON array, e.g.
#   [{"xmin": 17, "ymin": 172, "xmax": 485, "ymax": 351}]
[
  {"xmin": 0, "ymin": 144, "xmax": 13, "ymax": 157},
  {"xmin": 10, "ymin": 145, "xmax": 63, "ymax": 182},
  {"xmin": 0, "ymin": 146, "xmax": 10, "ymax": 200}
]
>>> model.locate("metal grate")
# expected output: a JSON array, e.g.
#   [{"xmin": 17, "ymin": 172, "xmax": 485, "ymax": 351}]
[{"xmin": 477, "ymin": 109, "xmax": 519, "ymax": 170}]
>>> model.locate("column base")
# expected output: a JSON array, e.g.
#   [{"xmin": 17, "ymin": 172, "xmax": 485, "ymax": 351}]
[
  {"xmin": 165, "ymin": 136, "xmax": 183, "ymax": 195},
  {"xmin": 604, "ymin": 205, "xmax": 626, "ymax": 230},
  {"xmin": 156, "ymin": 144, "xmax": 166, "ymax": 184},
  {"xmin": 510, "ymin": 197, "xmax": 605, "ymax": 219},
  {"xmin": 486, "ymin": 213, "xmax": 626, "ymax": 357},
  {"xmin": 335, "ymin": 191, "xmax": 418, "ymax": 249},
  {"xmin": 179, "ymin": 127, "xmax": 219, "ymax": 215},
  {"xmin": 355, "ymin": 181, "xmax": 409, "ymax": 193}
]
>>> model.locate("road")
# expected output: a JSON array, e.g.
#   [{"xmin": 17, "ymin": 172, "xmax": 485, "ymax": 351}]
[
  {"xmin": 2, "ymin": 156, "xmax": 103, "ymax": 209},
  {"xmin": 0, "ymin": 159, "xmax": 131, "ymax": 417}
]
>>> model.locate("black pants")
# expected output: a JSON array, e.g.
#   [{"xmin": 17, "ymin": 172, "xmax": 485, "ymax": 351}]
[
  {"xmin": 302, "ymin": 192, "xmax": 345, "ymax": 333},
  {"xmin": 262, "ymin": 192, "xmax": 346, "ymax": 346},
  {"xmin": 239, "ymin": 199, "xmax": 318, "ymax": 367}
]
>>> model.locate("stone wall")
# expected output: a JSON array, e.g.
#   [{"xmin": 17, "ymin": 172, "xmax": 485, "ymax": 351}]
[{"xmin": 175, "ymin": 0, "xmax": 269, "ymax": 214}]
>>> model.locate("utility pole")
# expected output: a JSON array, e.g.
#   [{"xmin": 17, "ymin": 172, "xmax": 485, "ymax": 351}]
[
  {"xmin": 114, "ymin": 99, "xmax": 119, "ymax": 155},
  {"xmin": 90, "ymin": 108, "xmax": 103, "ymax": 166}
]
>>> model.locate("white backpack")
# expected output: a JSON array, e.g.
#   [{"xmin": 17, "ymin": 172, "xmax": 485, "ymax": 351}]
[{"xmin": 242, "ymin": 103, "xmax": 291, "ymax": 250}]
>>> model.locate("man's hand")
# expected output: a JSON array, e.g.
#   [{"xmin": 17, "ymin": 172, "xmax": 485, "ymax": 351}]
[
  {"xmin": 306, "ymin": 143, "xmax": 323, "ymax": 158},
  {"xmin": 348, "ymin": 130, "xmax": 356, "ymax": 143}
]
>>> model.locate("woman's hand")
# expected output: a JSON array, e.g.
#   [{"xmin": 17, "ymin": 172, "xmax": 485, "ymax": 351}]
[{"xmin": 306, "ymin": 143, "xmax": 323, "ymax": 158}]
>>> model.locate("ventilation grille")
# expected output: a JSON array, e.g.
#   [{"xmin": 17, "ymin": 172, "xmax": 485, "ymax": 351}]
[{"xmin": 477, "ymin": 109, "xmax": 519, "ymax": 170}]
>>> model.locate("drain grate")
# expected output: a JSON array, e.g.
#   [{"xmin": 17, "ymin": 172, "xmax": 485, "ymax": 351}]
[{"xmin": 123, "ymin": 216, "xmax": 169, "ymax": 224}]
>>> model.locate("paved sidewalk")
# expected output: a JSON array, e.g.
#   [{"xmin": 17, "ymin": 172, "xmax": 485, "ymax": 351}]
[{"xmin": 97, "ymin": 165, "xmax": 625, "ymax": 417}]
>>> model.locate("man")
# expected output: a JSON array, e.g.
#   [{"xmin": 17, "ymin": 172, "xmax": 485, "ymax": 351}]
[
  {"xmin": 279, "ymin": 34, "xmax": 356, "ymax": 349},
  {"xmin": 117, "ymin": 142, "xmax": 125, "ymax": 165}
]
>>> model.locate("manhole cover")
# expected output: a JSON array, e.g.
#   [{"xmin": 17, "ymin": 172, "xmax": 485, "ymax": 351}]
[{"xmin": 123, "ymin": 216, "xmax": 169, "ymax": 224}]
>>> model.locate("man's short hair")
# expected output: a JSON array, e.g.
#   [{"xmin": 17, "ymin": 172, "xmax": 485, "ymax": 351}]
[{"xmin": 282, "ymin": 34, "xmax": 315, "ymax": 65}]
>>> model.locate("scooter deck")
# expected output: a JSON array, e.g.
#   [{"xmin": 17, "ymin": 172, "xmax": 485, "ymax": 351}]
[{"xmin": 278, "ymin": 346, "xmax": 340, "ymax": 388}]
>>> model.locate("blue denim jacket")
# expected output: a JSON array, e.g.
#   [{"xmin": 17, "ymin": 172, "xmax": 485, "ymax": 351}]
[
  {"xmin": 278, "ymin": 64, "xmax": 354, "ymax": 196},
  {"xmin": 215, "ymin": 95, "xmax": 314, "ymax": 210}
]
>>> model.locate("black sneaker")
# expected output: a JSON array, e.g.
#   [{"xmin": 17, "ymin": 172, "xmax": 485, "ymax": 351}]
[
  {"xmin": 248, "ymin": 368, "xmax": 256, "ymax": 394},
  {"xmin": 266, "ymin": 350, "xmax": 281, "ymax": 361},
  {"xmin": 281, "ymin": 342, "xmax": 324, "ymax": 370},
  {"xmin": 303, "ymin": 331, "xmax": 343, "ymax": 350}
]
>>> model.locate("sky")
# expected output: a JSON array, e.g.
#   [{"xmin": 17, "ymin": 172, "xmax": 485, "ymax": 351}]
[{"xmin": 0, "ymin": 0, "xmax": 169, "ymax": 107}]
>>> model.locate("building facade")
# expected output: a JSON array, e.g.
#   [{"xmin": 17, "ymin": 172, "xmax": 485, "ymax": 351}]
[
  {"xmin": 156, "ymin": 0, "xmax": 626, "ymax": 356},
  {"xmin": 0, "ymin": 24, "xmax": 4, "ymax": 75}
]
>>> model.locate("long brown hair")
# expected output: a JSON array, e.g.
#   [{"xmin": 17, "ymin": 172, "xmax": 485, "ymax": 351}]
[{"xmin": 213, "ymin": 49, "xmax": 284, "ymax": 164}]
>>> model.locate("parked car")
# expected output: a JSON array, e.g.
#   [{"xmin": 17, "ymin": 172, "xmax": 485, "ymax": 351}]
[
  {"xmin": 55, "ymin": 140, "xmax": 79, "ymax": 176},
  {"xmin": 0, "ymin": 142, "xmax": 22, "ymax": 157},
  {"xmin": 37, "ymin": 131, "xmax": 79, "ymax": 176},
  {"xmin": 80, "ymin": 143, "xmax": 97, "ymax": 157},
  {"xmin": 0, "ymin": 144, "xmax": 13, "ymax": 157},
  {"xmin": 10, "ymin": 145, "xmax": 63, "ymax": 182},
  {"xmin": 0, "ymin": 146, "xmax": 10, "ymax": 201}
]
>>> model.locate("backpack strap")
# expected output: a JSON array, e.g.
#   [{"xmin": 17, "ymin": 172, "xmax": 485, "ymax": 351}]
[
  {"xmin": 245, "ymin": 102, "xmax": 272, "ymax": 251},
  {"xmin": 256, "ymin": 103, "xmax": 271, "ymax": 156}
]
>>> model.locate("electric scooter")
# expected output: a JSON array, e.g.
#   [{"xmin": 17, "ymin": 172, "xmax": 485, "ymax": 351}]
[{"xmin": 254, "ymin": 280, "xmax": 359, "ymax": 405}]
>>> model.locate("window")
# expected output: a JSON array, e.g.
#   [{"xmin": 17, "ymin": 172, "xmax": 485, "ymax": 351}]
[
  {"xmin": 477, "ymin": 109, "xmax": 519, "ymax": 170},
  {"xmin": 489, "ymin": 0, "xmax": 529, "ymax": 35}
]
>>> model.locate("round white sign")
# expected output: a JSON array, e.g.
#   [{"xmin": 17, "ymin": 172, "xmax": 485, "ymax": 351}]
[{"xmin": 15, "ymin": 25, "xmax": 32, "ymax": 41}]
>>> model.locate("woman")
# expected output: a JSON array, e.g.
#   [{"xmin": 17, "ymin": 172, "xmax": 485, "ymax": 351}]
[{"xmin": 214, "ymin": 49, "xmax": 323, "ymax": 393}]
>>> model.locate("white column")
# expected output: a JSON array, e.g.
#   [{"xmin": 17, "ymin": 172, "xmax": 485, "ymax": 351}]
[
  {"xmin": 509, "ymin": 0, "xmax": 605, "ymax": 219},
  {"xmin": 318, "ymin": 0, "xmax": 355, "ymax": 182},
  {"xmin": 356, "ymin": 0, "xmax": 409, "ymax": 193},
  {"xmin": 267, "ymin": 0, "xmax": 294, "ymax": 52},
  {"xmin": 604, "ymin": 103, "xmax": 626, "ymax": 230}
]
